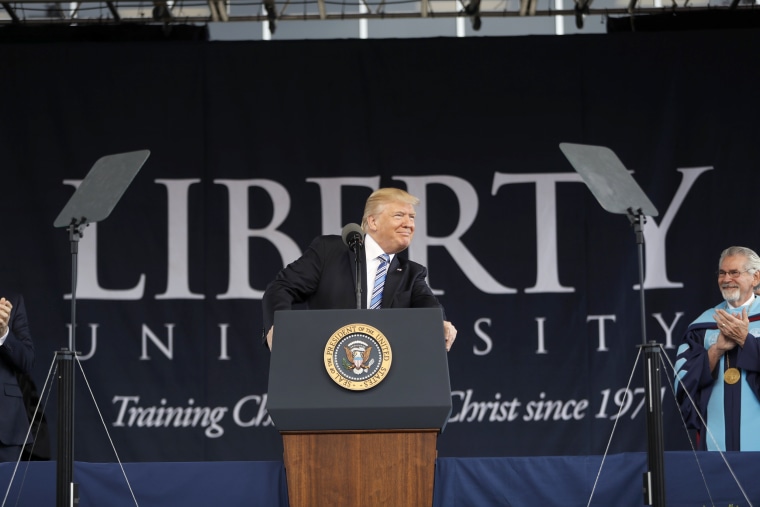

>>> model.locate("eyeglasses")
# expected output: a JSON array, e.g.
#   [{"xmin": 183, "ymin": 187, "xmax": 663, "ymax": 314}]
[{"xmin": 716, "ymin": 269, "xmax": 753, "ymax": 279}]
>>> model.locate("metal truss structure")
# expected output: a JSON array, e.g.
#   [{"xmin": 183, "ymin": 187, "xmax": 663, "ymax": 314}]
[{"xmin": 0, "ymin": 0, "xmax": 757, "ymax": 30}]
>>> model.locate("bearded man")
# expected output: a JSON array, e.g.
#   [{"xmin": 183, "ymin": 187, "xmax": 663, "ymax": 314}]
[{"xmin": 675, "ymin": 246, "xmax": 760, "ymax": 451}]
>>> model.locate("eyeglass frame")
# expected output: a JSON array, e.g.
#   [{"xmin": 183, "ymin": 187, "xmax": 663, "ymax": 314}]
[{"xmin": 716, "ymin": 269, "xmax": 755, "ymax": 279}]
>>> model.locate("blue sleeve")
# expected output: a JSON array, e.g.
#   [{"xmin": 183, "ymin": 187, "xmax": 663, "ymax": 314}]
[
  {"xmin": 736, "ymin": 333, "xmax": 760, "ymax": 403},
  {"xmin": 674, "ymin": 327, "xmax": 715, "ymax": 431}
]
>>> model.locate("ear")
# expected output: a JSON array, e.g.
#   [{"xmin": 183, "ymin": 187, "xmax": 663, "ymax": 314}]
[{"xmin": 367, "ymin": 215, "xmax": 377, "ymax": 231}]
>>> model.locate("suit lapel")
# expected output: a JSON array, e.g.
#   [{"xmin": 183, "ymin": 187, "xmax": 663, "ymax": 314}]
[{"xmin": 381, "ymin": 256, "xmax": 404, "ymax": 308}]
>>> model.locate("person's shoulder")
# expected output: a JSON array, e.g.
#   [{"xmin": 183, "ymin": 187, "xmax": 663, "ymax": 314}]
[
  {"xmin": 308, "ymin": 235, "xmax": 343, "ymax": 248},
  {"xmin": 323, "ymin": 234, "xmax": 342, "ymax": 244},
  {"xmin": 0, "ymin": 291, "xmax": 22, "ymax": 304},
  {"xmin": 747, "ymin": 298, "xmax": 760, "ymax": 320},
  {"xmin": 396, "ymin": 255, "xmax": 427, "ymax": 273},
  {"xmin": 304, "ymin": 235, "xmax": 348, "ymax": 257},
  {"xmin": 687, "ymin": 302, "xmax": 725, "ymax": 329}
]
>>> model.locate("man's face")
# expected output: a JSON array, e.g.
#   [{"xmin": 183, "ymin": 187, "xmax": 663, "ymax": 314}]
[
  {"xmin": 366, "ymin": 201, "xmax": 415, "ymax": 254},
  {"xmin": 718, "ymin": 254, "xmax": 760, "ymax": 305}
]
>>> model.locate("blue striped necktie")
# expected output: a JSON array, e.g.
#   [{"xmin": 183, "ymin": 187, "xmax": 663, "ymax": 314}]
[{"xmin": 370, "ymin": 253, "xmax": 390, "ymax": 309}]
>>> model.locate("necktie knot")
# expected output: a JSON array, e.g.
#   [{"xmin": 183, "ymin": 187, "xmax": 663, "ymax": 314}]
[{"xmin": 370, "ymin": 254, "xmax": 390, "ymax": 309}]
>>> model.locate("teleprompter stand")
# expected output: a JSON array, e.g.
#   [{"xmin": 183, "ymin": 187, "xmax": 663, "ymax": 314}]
[
  {"xmin": 52, "ymin": 150, "xmax": 150, "ymax": 507},
  {"xmin": 559, "ymin": 143, "xmax": 666, "ymax": 507}
]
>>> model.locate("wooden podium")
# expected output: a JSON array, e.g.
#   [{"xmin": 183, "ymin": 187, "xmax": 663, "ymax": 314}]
[
  {"xmin": 282, "ymin": 430, "xmax": 438, "ymax": 507},
  {"xmin": 267, "ymin": 309, "xmax": 452, "ymax": 507}
]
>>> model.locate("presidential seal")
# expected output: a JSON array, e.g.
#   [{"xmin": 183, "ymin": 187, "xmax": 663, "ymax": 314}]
[{"xmin": 323, "ymin": 323, "xmax": 392, "ymax": 391}]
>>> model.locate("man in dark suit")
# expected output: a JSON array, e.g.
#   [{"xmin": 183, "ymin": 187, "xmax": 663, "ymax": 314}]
[
  {"xmin": 262, "ymin": 187, "xmax": 456, "ymax": 351},
  {"xmin": 0, "ymin": 294, "xmax": 35, "ymax": 462}
]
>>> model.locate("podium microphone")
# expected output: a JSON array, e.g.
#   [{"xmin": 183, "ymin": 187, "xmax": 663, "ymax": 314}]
[
  {"xmin": 341, "ymin": 223, "xmax": 364, "ymax": 309},
  {"xmin": 341, "ymin": 223, "xmax": 364, "ymax": 251}
]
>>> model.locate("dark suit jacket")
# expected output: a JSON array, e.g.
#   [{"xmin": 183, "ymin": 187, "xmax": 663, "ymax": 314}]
[
  {"xmin": 0, "ymin": 293, "xmax": 35, "ymax": 448},
  {"xmin": 262, "ymin": 235, "xmax": 443, "ymax": 332}
]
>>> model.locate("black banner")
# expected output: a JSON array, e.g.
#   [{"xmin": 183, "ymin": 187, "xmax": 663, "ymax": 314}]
[{"xmin": 1, "ymin": 30, "xmax": 759, "ymax": 461}]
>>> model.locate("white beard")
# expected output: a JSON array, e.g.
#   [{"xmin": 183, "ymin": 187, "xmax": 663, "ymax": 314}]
[{"xmin": 721, "ymin": 286, "xmax": 741, "ymax": 304}]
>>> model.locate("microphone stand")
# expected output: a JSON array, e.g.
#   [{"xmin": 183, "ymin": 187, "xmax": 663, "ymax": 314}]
[
  {"xmin": 351, "ymin": 241, "xmax": 363, "ymax": 309},
  {"xmin": 341, "ymin": 224, "xmax": 365, "ymax": 310}
]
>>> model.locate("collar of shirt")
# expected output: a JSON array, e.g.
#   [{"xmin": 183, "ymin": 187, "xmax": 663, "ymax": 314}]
[
  {"xmin": 363, "ymin": 234, "xmax": 395, "ymax": 266},
  {"xmin": 728, "ymin": 293, "xmax": 755, "ymax": 310}
]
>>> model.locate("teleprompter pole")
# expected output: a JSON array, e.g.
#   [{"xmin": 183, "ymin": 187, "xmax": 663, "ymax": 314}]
[
  {"xmin": 56, "ymin": 221, "xmax": 83, "ymax": 507},
  {"xmin": 56, "ymin": 349, "xmax": 76, "ymax": 507},
  {"xmin": 630, "ymin": 210, "xmax": 666, "ymax": 507},
  {"xmin": 52, "ymin": 150, "xmax": 150, "ymax": 507}
]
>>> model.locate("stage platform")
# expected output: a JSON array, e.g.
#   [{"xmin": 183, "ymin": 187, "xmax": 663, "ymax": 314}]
[{"xmin": 1, "ymin": 452, "xmax": 758, "ymax": 506}]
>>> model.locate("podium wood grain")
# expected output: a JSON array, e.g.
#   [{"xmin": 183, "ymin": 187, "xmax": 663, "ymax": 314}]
[{"xmin": 282, "ymin": 429, "xmax": 438, "ymax": 507}]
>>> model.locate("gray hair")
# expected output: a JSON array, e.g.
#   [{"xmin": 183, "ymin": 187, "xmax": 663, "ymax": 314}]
[{"xmin": 719, "ymin": 246, "xmax": 760, "ymax": 273}]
